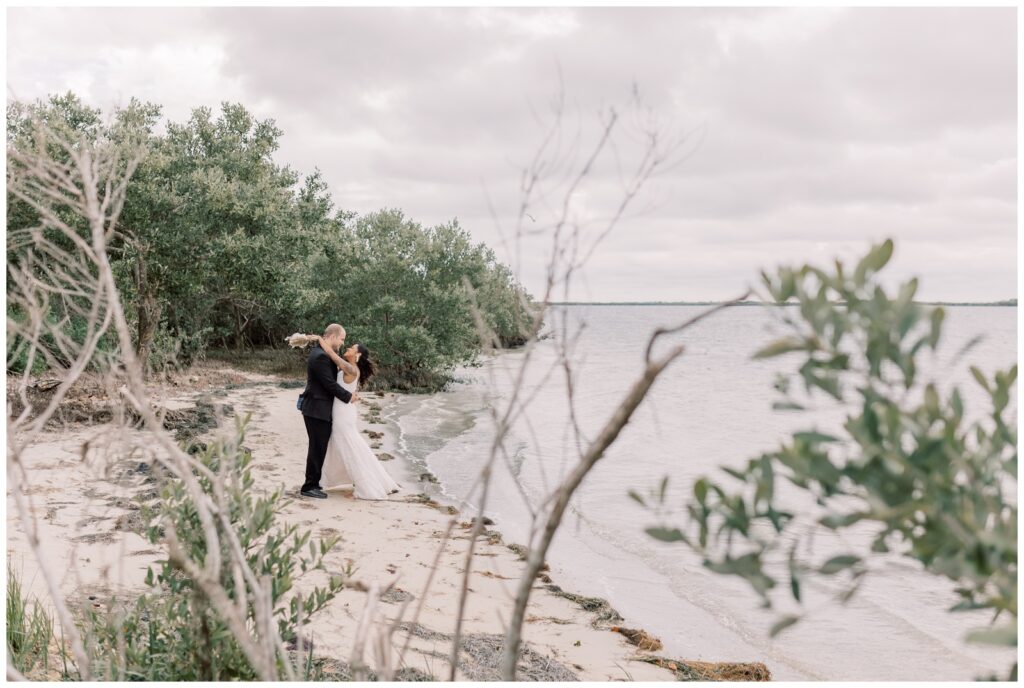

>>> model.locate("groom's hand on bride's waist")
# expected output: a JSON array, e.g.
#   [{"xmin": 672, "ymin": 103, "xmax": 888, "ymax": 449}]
[{"xmin": 352, "ymin": 393, "xmax": 360, "ymax": 404}]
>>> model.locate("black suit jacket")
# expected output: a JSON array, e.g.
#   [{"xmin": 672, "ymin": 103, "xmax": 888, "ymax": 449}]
[{"xmin": 300, "ymin": 345, "xmax": 353, "ymax": 422}]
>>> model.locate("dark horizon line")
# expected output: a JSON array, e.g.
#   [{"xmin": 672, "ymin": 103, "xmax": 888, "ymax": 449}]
[{"xmin": 549, "ymin": 299, "xmax": 1019, "ymax": 307}]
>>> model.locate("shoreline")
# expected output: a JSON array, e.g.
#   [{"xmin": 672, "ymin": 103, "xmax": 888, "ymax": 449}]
[
  {"xmin": 7, "ymin": 364, "xmax": 770, "ymax": 680},
  {"xmin": 379, "ymin": 371, "xmax": 795, "ymax": 680}
]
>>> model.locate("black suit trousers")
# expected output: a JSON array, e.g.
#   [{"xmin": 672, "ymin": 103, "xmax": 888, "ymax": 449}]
[{"xmin": 302, "ymin": 414, "xmax": 332, "ymax": 492}]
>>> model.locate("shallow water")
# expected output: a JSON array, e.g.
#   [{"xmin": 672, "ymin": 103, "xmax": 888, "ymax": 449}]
[{"xmin": 391, "ymin": 305, "xmax": 1017, "ymax": 680}]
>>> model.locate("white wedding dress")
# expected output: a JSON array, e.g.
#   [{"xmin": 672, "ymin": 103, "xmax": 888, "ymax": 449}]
[{"xmin": 321, "ymin": 371, "xmax": 400, "ymax": 500}]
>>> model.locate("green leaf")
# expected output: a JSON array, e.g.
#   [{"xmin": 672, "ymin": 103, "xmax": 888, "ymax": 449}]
[
  {"xmin": 778, "ymin": 269, "xmax": 796, "ymax": 301},
  {"xmin": 769, "ymin": 615, "xmax": 800, "ymax": 637},
  {"xmin": 949, "ymin": 599, "xmax": 986, "ymax": 613},
  {"xmin": 923, "ymin": 384, "xmax": 939, "ymax": 416},
  {"xmin": 950, "ymin": 389, "xmax": 963, "ymax": 419},
  {"xmin": 895, "ymin": 277, "xmax": 919, "ymax": 310},
  {"xmin": 819, "ymin": 554, "xmax": 860, "ymax": 575},
  {"xmin": 794, "ymin": 431, "xmax": 840, "ymax": 444},
  {"xmin": 806, "ymin": 372, "xmax": 841, "ymax": 399},
  {"xmin": 928, "ymin": 307, "xmax": 944, "ymax": 348},
  {"xmin": 753, "ymin": 337, "xmax": 809, "ymax": 359},
  {"xmin": 645, "ymin": 527, "xmax": 685, "ymax": 543},
  {"xmin": 722, "ymin": 466, "xmax": 747, "ymax": 482},
  {"xmin": 854, "ymin": 239, "xmax": 894, "ymax": 285},
  {"xmin": 693, "ymin": 478, "xmax": 708, "ymax": 504},
  {"xmin": 868, "ymin": 239, "xmax": 894, "ymax": 273},
  {"xmin": 966, "ymin": 625, "xmax": 1017, "ymax": 647},
  {"xmin": 970, "ymin": 366, "xmax": 990, "ymax": 392},
  {"xmin": 819, "ymin": 512, "xmax": 864, "ymax": 530},
  {"xmin": 788, "ymin": 546, "xmax": 801, "ymax": 602}
]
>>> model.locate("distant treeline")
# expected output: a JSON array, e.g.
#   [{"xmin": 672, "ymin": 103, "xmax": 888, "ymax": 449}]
[{"xmin": 7, "ymin": 94, "xmax": 533, "ymax": 390}]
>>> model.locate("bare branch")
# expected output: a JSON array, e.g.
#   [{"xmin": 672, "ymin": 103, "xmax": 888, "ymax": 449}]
[{"xmin": 7, "ymin": 113, "xmax": 292, "ymax": 681}]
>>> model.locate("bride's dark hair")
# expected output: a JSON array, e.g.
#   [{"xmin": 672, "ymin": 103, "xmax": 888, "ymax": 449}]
[{"xmin": 355, "ymin": 344, "xmax": 375, "ymax": 384}]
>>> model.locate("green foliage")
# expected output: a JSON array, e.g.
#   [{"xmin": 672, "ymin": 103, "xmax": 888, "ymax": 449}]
[
  {"xmin": 637, "ymin": 240, "xmax": 1017, "ymax": 679},
  {"xmin": 82, "ymin": 419, "xmax": 346, "ymax": 680},
  {"xmin": 7, "ymin": 565, "xmax": 69, "ymax": 679},
  {"xmin": 300, "ymin": 209, "xmax": 532, "ymax": 390},
  {"xmin": 7, "ymin": 93, "xmax": 532, "ymax": 389}
]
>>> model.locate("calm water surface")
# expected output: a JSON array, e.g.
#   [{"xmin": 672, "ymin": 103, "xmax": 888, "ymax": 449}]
[{"xmin": 388, "ymin": 305, "xmax": 1017, "ymax": 680}]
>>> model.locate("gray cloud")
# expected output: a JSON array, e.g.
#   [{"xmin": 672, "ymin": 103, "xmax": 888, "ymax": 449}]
[{"xmin": 6, "ymin": 6, "xmax": 1016, "ymax": 301}]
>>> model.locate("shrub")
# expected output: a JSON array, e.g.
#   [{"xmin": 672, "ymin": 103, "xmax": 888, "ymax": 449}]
[{"xmin": 82, "ymin": 419, "xmax": 347, "ymax": 680}]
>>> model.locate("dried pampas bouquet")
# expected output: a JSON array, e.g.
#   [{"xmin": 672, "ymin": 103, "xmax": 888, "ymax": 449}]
[{"xmin": 286, "ymin": 332, "xmax": 319, "ymax": 349}]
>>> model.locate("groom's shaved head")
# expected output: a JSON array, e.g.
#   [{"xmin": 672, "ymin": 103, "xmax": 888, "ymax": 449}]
[
  {"xmin": 322, "ymin": 323, "xmax": 346, "ymax": 352},
  {"xmin": 324, "ymin": 323, "xmax": 345, "ymax": 339}
]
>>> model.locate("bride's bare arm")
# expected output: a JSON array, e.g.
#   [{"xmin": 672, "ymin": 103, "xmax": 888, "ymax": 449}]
[{"xmin": 314, "ymin": 335, "xmax": 358, "ymax": 375}]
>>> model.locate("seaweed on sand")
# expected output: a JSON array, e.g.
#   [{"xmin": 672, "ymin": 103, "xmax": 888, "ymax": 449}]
[
  {"xmin": 397, "ymin": 622, "xmax": 578, "ymax": 681},
  {"xmin": 288, "ymin": 654, "xmax": 436, "ymax": 681},
  {"xmin": 543, "ymin": 584, "xmax": 623, "ymax": 627},
  {"xmin": 112, "ymin": 510, "xmax": 145, "ymax": 533},
  {"xmin": 408, "ymin": 493, "xmax": 459, "ymax": 515},
  {"xmin": 161, "ymin": 398, "xmax": 233, "ymax": 443},
  {"xmin": 458, "ymin": 632, "xmax": 579, "ymax": 682},
  {"xmin": 611, "ymin": 626, "xmax": 663, "ymax": 651},
  {"xmin": 635, "ymin": 655, "xmax": 771, "ymax": 681},
  {"xmin": 392, "ymin": 667, "xmax": 435, "ymax": 681},
  {"xmin": 380, "ymin": 587, "xmax": 414, "ymax": 604}
]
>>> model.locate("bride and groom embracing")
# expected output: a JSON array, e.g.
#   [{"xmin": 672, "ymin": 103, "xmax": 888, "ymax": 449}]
[{"xmin": 294, "ymin": 323, "xmax": 401, "ymax": 500}]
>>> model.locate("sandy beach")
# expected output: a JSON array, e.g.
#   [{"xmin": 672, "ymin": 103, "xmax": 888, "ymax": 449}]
[{"xmin": 6, "ymin": 365, "xmax": 703, "ymax": 681}]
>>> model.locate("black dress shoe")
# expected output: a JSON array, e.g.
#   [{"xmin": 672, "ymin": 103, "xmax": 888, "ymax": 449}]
[{"xmin": 300, "ymin": 488, "xmax": 328, "ymax": 499}]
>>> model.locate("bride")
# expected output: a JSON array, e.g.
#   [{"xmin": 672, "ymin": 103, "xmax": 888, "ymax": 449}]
[{"xmin": 314, "ymin": 336, "xmax": 401, "ymax": 500}]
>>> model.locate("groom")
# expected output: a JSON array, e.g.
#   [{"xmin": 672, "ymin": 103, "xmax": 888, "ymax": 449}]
[{"xmin": 299, "ymin": 323, "xmax": 354, "ymax": 498}]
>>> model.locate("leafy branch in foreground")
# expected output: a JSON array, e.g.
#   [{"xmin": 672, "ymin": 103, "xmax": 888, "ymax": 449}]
[
  {"xmin": 636, "ymin": 240, "xmax": 1017, "ymax": 680},
  {"xmin": 83, "ymin": 419, "xmax": 347, "ymax": 680}
]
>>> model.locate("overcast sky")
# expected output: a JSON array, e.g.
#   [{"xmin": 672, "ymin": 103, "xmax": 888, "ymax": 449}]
[{"xmin": 7, "ymin": 6, "xmax": 1017, "ymax": 301}]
